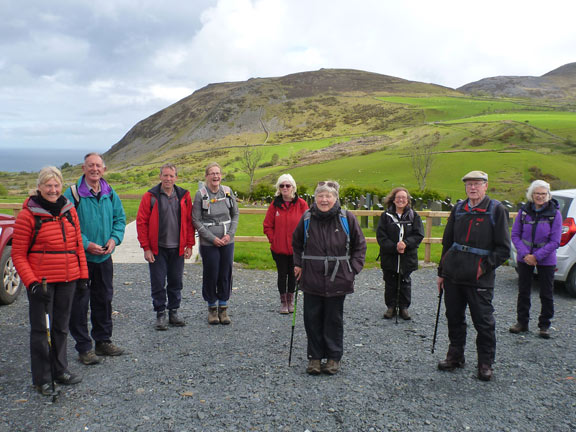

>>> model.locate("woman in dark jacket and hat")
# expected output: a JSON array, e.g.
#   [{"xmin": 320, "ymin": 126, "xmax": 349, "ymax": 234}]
[
  {"xmin": 376, "ymin": 187, "xmax": 424, "ymax": 320},
  {"xmin": 510, "ymin": 179, "xmax": 562, "ymax": 339},
  {"xmin": 292, "ymin": 181, "xmax": 366, "ymax": 375}
]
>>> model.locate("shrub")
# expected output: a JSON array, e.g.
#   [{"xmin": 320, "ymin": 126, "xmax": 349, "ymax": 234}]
[
  {"xmin": 411, "ymin": 189, "xmax": 442, "ymax": 201},
  {"xmin": 251, "ymin": 183, "xmax": 275, "ymax": 200}
]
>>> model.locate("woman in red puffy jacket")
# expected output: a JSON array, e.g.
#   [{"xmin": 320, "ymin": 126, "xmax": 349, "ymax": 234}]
[
  {"xmin": 12, "ymin": 166, "xmax": 88, "ymax": 396},
  {"xmin": 263, "ymin": 174, "xmax": 308, "ymax": 313}
]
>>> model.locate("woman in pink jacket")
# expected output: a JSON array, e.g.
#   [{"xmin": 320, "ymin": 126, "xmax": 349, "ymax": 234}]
[{"xmin": 263, "ymin": 174, "xmax": 308, "ymax": 313}]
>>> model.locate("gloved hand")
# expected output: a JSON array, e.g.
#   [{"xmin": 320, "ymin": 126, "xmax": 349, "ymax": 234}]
[
  {"xmin": 77, "ymin": 279, "xmax": 89, "ymax": 293},
  {"xmin": 29, "ymin": 281, "xmax": 51, "ymax": 304}
]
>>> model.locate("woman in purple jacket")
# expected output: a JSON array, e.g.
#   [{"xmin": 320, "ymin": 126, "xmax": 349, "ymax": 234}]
[{"xmin": 510, "ymin": 180, "xmax": 562, "ymax": 339}]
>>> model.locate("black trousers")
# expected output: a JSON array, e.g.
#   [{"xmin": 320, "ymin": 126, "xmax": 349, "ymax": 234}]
[
  {"xmin": 69, "ymin": 257, "xmax": 115, "ymax": 353},
  {"xmin": 271, "ymin": 252, "xmax": 296, "ymax": 295},
  {"xmin": 149, "ymin": 247, "xmax": 184, "ymax": 312},
  {"xmin": 443, "ymin": 279, "xmax": 496, "ymax": 366},
  {"xmin": 383, "ymin": 270, "xmax": 412, "ymax": 309},
  {"xmin": 28, "ymin": 281, "xmax": 75, "ymax": 386},
  {"xmin": 303, "ymin": 293, "xmax": 346, "ymax": 361},
  {"xmin": 516, "ymin": 262, "xmax": 555, "ymax": 329}
]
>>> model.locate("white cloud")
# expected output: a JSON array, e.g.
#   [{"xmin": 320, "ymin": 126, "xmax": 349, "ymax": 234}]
[{"xmin": 0, "ymin": 0, "xmax": 574, "ymax": 170}]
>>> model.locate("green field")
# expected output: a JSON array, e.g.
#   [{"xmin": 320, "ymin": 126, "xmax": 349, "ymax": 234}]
[
  {"xmin": 378, "ymin": 96, "xmax": 554, "ymax": 121},
  {"xmin": 1, "ymin": 94, "xmax": 573, "ymax": 269}
]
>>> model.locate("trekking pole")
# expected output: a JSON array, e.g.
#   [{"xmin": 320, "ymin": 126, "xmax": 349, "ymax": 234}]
[
  {"xmin": 431, "ymin": 289, "xmax": 443, "ymax": 354},
  {"xmin": 42, "ymin": 278, "xmax": 59, "ymax": 402},
  {"xmin": 395, "ymin": 227, "xmax": 404, "ymax": 325},
  {"xmin": 395, "ymin": 258, "xmax": 401, "ymax": 325},
  {"xmin": 288, "ymin": 282, "xmax": 300, "ymax": 366}
]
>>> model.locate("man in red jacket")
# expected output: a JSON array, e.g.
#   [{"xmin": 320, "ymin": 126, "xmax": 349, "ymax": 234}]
[{"xmin": 136, "ymin": 163, "xmax": 195, "ymax": 330}]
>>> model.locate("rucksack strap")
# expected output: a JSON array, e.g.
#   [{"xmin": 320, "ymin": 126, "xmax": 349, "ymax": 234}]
[
  {"xmin": 301, "ymin": 209, "xmax": 352, "ymax": 280},
  {"xmin": 449, "ymin": 242, "xmax": 491, "ymax": 256},
  {"xmin": 70, "ymin": 184, "xmax": 80, "ymax": 208},
  {"xmin": 28, "ymin": 211, "xmax": 76, "ymax": 254}
]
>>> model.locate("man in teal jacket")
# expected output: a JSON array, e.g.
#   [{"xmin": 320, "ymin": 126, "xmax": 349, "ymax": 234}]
[{"xmin": 64, "ymin": 153, "xmax": 126, "ymax": 365}]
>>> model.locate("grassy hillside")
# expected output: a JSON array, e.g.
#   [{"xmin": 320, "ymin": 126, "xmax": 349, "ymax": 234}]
[{"xmin": 2, "ymin": 85, "xmax": 575, "ymax": 201}]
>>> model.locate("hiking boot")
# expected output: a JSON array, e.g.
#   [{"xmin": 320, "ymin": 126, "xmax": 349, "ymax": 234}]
[
  {"xmin": 155, "ymin": 311, "xmax": 168, "ymax": 331},
  {"xmin": 399, "ymin": 309, "xmax": 411, "ymax": 320},
  {"xmin": 208, "ymin": 306, "xmax": 220, "ymax": 325},
  {"xmin": 95, "ymin": 342, "xmax": 124, "ymax": 357},
  {"xmin": 36, "ymin": 383, "xmax": 56, "ymax": 396},
  {"xmin": 55, "ymin": 371, "xmax": 82, "ymax": 385},
  {"xmin": 306, "ymin": 359, "xmax": 321, "ymax": 375},
  {"xmin": 218, "ymin": 306, "xmax": 231, "ymax": 325},
  {"xmin": 78, "ymin": 350, "xmax": 101, "ymax": 365},
  {"xmin": 383, "ymin": 307, "xmax": 396, "ymax": 319},
  {"xmin": 287, "ymin": 292, "xmax": 295, "ymax": 313},
  {"xmin": 509, "ymin": 322, "xmax": 529, "ymax": 334},
  {"xmin": 168, "ymin": 310, "xmax": 186, "ymax": 327},
  {"xmin": 539, "ymin": 327, "xmax": 551, "ymax": 339},
  {"xmin": 477, "ymin": 363, "xmax": 493, "ymax": 382},
  {"xmin": 321, "ymin": 359, "xmax": 340, "ymax": 375},
  {"xmin": 438, "ymin": 353, "xmax": 465, "ymax": 371},
  {"xmin": 279, "ymin": 294, "xmax": 289, "ymax": 314}
]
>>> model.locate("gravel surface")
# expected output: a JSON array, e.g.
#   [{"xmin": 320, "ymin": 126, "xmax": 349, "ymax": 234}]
[{"xmin": 1, "ymin": 264, "xmax": 575, "ymax": 432}]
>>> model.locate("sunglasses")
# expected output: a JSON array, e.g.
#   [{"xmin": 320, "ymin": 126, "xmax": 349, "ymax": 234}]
[
  {"xmin": 279, "ymin": 184, "xmax": 292, "ymax": 189},
  {"xmin": 317, "ymin": 181, "xmax": 339, "ymax": 191}
]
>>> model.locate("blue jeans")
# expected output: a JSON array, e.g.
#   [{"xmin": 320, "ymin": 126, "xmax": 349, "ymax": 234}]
[
  {"xmin": 149, "ymin": 247, "xmax": 184, "ymax": 312},
  {"xmin": 200, "ymin": 243, "xmax": 234, "ymax": 305}
]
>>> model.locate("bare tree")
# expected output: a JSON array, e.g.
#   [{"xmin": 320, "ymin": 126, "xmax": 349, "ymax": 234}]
[
  {"xmin": 411, "ymin": 132, "xmax": 440, "ymax": 190},
  {"xmin": 240, "ymin": 147, "xmax": 263, "ymax": 197}
]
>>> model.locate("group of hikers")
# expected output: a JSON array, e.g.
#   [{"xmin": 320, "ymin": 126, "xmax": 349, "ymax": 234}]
[{"xmin": 11, "ymin": 152, "xmax": 562, "ymax": 397}]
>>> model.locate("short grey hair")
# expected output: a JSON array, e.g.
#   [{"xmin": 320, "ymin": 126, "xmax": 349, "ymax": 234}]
[
  {"xmin": 84, "ymin": 152, "xmax": 105, "ymax": 167},
  {"xmin": 526, "ymin": 179, "xmax": 551, "ymax": 203},
  {"xmin": 314, "ymin": 180, "xmax": 340, "ymax": 200},
  {"xmin": 160, "ymin": 163, "xmax": 178, "ymax": 176}
]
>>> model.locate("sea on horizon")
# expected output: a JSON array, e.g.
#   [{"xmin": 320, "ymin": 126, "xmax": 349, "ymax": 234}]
[{"xmin": 0, "ymin": 147, "xmax": 93, "ymax": 173}]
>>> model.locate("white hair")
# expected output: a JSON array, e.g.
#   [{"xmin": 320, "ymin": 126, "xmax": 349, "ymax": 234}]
[
  {"xmin": 274, "ymin": 173, "xmax": 297, "ymax": 198},
  {"xmin": 526, "ymin": 179, "xmax": 551, "ymax": 202}
]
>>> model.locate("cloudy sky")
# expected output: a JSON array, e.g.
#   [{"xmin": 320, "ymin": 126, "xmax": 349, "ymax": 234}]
[{"xmin": 1, "ymin": 0, "xmax": 575, "ymax": 171}]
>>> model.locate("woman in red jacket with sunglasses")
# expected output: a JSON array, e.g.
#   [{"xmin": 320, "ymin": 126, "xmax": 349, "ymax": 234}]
[{"xmin": 263, "ymin": 174, "xmax": 308, "ymax": 314}]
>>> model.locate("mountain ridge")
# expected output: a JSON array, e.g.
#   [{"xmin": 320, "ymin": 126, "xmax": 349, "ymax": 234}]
[{"xmin": 104, "ymin": 64, "xmax": 576, "ymax": 171}]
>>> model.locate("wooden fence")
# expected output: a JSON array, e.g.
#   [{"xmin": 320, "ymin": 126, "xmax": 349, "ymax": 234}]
[{"xmin": 1, "ymin": 202, "xmax": 516, "ymax": 264}]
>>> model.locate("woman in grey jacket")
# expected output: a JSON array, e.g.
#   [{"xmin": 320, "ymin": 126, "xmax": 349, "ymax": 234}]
[
  {"xmin": 292, "ymin": 181, "xmax": 366, "ymax": 375},
  {"xmin": 192, "ymin": 163, "xmax": 239, "ymax": 325}
]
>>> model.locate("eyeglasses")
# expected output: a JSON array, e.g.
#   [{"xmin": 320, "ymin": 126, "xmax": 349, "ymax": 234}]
[
  {"xmin": 533, "ymin": 192, "xmax": 548, "ymax": 196},
  {"xmin": 279, "ymin": 184, "xmax": 292, "ymax": 189},
  {"xmin": 207, "ymin": 172, "xmax": 221, "ymax": 177},
  {"xmin": 317, "ymin": 181, "xmax": 340, "ymax": 191},
  {"xmin": 465, "ymin": 181, "xmax": 486, "ymax": 188}
]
